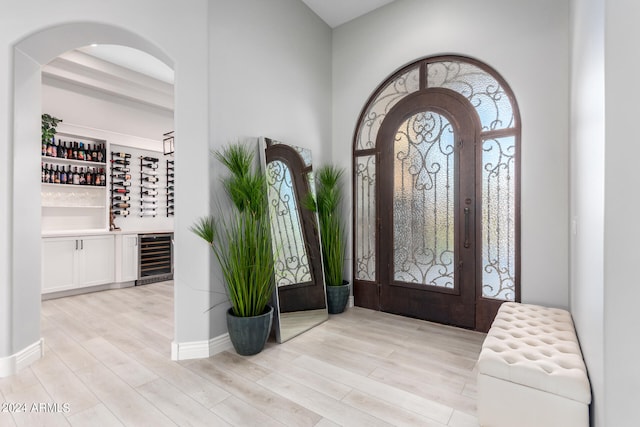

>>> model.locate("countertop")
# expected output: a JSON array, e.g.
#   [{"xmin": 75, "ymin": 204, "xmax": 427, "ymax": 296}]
[{"xmin": 41, "ymin": 228, "xmax": 174, "ymax": 238}]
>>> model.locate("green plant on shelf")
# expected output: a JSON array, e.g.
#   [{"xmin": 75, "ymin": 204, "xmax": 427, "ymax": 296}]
[{"xmin": 42, "ymin": 113, "xmax": 62, "ymax": 143}]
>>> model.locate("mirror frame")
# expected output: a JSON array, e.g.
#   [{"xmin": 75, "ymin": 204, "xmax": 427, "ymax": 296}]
[{"xmin": 260, "ymin": 137, "xmax": 328, "ymax": 343}]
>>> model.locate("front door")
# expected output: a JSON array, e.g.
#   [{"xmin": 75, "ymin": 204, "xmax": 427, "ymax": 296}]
[{"xmin": 378, "ymin": 90, "xmax": 478, "ymax": 328}]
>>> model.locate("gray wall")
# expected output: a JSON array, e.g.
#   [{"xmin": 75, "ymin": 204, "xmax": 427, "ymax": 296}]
[
  {"xmin": 206, "ymin": 0, "xmax": 332, "ymax": 336},
  {"xmin": 569, "ymin": 0, "xmax": 605, "ymax": 425},
  {"xmin": 332, "ymin": 0, "xmax": 571, "ymax": 307},
  {"xmin": 604, "ymin": 1, "xmax": 640, "ymax": 425}
]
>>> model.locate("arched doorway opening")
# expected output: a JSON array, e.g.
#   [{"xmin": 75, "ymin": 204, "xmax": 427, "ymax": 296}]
[{"xmin": 6, "ymin": 22, "xmax": 176, "ymax": 375}]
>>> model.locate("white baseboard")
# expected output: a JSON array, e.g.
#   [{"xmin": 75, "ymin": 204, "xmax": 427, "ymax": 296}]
[
  {"xmin": 0, "ymin": 339, "xmax": 44, "ymax": 378},
  {"xmin": 171, "ymin": 333, "xmax": 233, "ymax": 361},
  {"xmin": 348, "ymin": 295, "xmax": 354, "ymax": 308}
]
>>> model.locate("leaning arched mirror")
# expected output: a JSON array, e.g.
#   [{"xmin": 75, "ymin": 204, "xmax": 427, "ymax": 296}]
[{"xmin": 260, "ymin": 137, "xmax": 327, "ymax": 342}]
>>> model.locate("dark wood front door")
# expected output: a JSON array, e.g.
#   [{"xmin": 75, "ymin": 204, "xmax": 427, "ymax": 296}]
[{"xmin": 377, "ymin": 89, "xmax": 479, "ymax": 329}]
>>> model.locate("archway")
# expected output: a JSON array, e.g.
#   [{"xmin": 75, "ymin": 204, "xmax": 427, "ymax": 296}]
[{"xmin": 3, "ymin": 22, "xmax": 176, "ymax": 376}]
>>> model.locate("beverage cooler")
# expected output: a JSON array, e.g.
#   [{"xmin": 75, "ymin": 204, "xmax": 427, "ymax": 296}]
[{"xmin": 137, "ymin": 232, "xmax": 174, "ymax": 285}]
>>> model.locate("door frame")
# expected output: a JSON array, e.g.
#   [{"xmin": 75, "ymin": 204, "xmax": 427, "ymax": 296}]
[{"xmin": 352, "ymin": 55, "xmax": 521, "ymax": 332}]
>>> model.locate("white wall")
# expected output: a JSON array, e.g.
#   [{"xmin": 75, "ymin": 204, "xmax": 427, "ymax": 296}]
[
  {"xmin": 569, "ymin": 0, "xmax": 605, "ymax": 425},
  {"xmin": 207, "ymin": 0, "xmax": 332, "ymax": 335},
  {"xmin": 0, "ymin": 0, "xmax": 210, "ymax": 363},
  {"xmin": 604, "ymin": 1, "xmax": 640, "ymax": 425},
  {"xmin": 333, "ymin": 0, "xmax": 571, "ymax": 308}
]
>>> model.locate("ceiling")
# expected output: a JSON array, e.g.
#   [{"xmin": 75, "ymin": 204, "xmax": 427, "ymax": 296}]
[
  {"xmin": 301, "ymin": 0, "xmax": 395, "ymax": 28},
  {"xmin": 79, "ymin": 45, "xmax": 174, "ymax": 84}
]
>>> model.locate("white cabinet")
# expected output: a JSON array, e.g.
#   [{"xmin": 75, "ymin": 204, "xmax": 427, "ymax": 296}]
[
  {"xmin": 78, "ymin": 235, "xmax": 115, "ymax": 286},
  {"xmin": 115, "ymin": 234, "xmax": 138, "ymax": 283},
  {"xmin": 41, "ymin": 238, "xmax": 76, "ymax": 292},
  {"xmin": 42, "ymin": 234, "xmax": 115, "ymax": 294}
]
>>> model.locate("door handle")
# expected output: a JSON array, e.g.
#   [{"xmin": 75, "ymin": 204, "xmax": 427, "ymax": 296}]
[
  {"xmin": 75, "ymin": 240, "xmax": 78, "ymax": 250},
  {"xmin": 81, "ymin": 239, "xmax": 83, "ymax": 250},
  {"xmin": 464, "ymin": 207, "xmax": 470, "ymax": 249}
]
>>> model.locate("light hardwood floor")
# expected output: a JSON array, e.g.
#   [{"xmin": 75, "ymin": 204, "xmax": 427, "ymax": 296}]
[{"xmin": 0, "ymin": 282, "xmax": 485, "ymax": 427}]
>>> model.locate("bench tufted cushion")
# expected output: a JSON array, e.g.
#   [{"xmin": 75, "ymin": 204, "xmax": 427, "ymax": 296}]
[{"xmin": 478, "ymin": 302, "xmax": 591, "ymax": 404}]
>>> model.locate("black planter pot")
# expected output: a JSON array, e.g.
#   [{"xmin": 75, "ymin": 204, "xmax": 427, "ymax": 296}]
[
  {"xmin": 226, "ymin": 305, "xmax": 274, "ymax": 356},
  {"xmin": 326, "ymin": 281, "xmax": 350, "ymax": 314}
]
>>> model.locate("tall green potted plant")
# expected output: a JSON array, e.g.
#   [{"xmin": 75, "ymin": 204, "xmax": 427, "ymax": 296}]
[
  {"xmin": 191, "ymin": 143, "xmax": 275, "ymax": 356},
  {"xmin": 305, "ymin": 165, "xmax": 349, "ymax": 314}
]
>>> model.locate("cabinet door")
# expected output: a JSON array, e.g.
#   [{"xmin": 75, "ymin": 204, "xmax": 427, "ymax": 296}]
[
  {"xmin": 121, "ymin": 234, "xmax": 139, "ymax": 282},
  {"xmin": 78, "ymin": 235, "xmax": 115, "ymax": 287},
  {"xmin": 42, "ymin": 237, "xmax": 78, "ymax": 293}
]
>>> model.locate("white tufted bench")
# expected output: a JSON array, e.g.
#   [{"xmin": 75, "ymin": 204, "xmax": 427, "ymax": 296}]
[{"xmin": 477, "ymin": 302, "xmax": 591, "ymax": 427}]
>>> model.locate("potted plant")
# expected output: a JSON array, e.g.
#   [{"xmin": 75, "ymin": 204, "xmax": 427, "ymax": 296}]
[
  {"xmin": 191, "ymin": 143, "xmax": 275, "ymax": 356},
  {"xmin": 41, "ymin": 113, "xmax": 62, "ymax": 143},
  {"xmin": 305, "ymin": 165, "xmax": 349, "ymax": 314}
]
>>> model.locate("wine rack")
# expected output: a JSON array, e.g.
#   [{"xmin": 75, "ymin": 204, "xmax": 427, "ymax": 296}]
[
  {"xmin": 42, "ymin": 134, "xmax": 107, "ymax": 187},
  {"xmin": 110, "ymin": 151, "xmax": 132, "ymax": 217},
  {"xmin": 139, "ymin": 156, "xmax": 159, "ymax": 217},
  {"xmin": 166, "ymin": 159, "xmax": 174, "ymax": 217},
  {"xmin": 41, "ymin": 131, "xmax": 109, "ymax": 232}
]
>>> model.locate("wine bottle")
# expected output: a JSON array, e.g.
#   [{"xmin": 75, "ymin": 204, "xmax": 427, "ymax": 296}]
[
  {"xmin": 113, "ymin": 188, "xmax": 129, "ymax": 194},
  {"xmin": 113, "ymin": 210, "xmax": 130, "ymax": 216},
  {"xmin": 94, "ymin": 171, "xmax": 102, "ymax": 186},
  {"xmin": 96, "ymin": 145, "xmax": 104, "ymax": 163},
  {"xmin": 72, "ymin": 142, "xmax": 78, "ymax": 160},
  {"xmin": 112, "ymin": 180, "xmax": 131, "ymax": 187},
  {"xmin": 67, "ymin": 165, "xmax": 74, "ymax": 184},
  {"xmin": 113, "ymin": 152, "xmax": 131, "ymax": 158},
  {"xmin": 85, "ymin": 144, "xmax": 92, "ymax": 162},
  {"xmin": 141, "ymin": 197, "xmax": 156, "ymax": 203},
  {"xmin": 71, "ymin": 166, "xmax": 78, "ymax": 185},
  {"xmin": 141, "ymin": 156, "xmax": 157, "ymax": 162},
  {"xmin": 85, "ymin": 168, "xmax": 93, "ymax": 186},
  {"xmin": 41, "ymin": 140, "xmax": 47, "ymax": 157},
  {"xmin": 141, "ymin": 162, "xmax": 158, "ymax": 169},
  {"xmin": 53, "ymin": 165, "xmax": 60, "ymax": 184},
  {"xmin": 142, "ymin": 176, "xmax": 158, "ymax": 183},
  {"xmin": 42, "ymin": 163, "xmax": 48, "ymax": 183},
  {"xmin": 141, "ymin": 190, "xmax": 158, "ymax": 196},
  {"xmin": 52, "ymin": 138, "xmax": 58, "ymax": 158},
  {"xmin": 112, "ymin": 166, "xmax": 130, "ymax": 173},
  {"xmin": 113, "ymin": 173, "xmax": 131, "ymax": 180},
  {"xmin": 100, "ymin": 168, "xmax": 106, "ymax": 186},
  {"xmin": 111, "ymin": 159, "xmax": 129, "ymax": 165},
  {"xmin": 141, "ymin": 170, "xmax": 158, "ymax": 176},
  {"xmin": 113, "ymin": 195, "xmax": 130, "ymax": 201},
  {"xmin": 112, "ymin": 202, "xmax": 130, "ymax": 209},
  {"xmin": 60, "ymin": 166, "xmax": 67, "ymax": 185}
]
